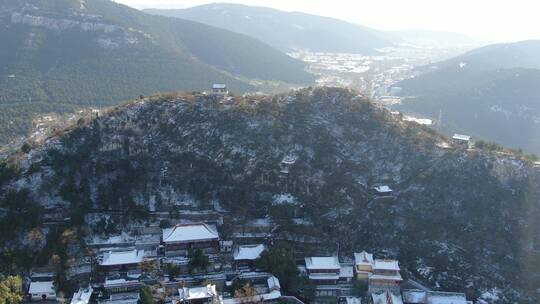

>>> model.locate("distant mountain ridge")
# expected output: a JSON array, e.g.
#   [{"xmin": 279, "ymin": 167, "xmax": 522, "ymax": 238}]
[
  {"xmin": 425, "ymin": 40, "xmax": 540, "ymax": 71},
  {"xmin": 396, "ymin": 40, "xmax": 540, "ymax": 153},
  {"xmin": 145, "ymin": 3, "xmax": 393, "ymax": 54},
  {"xmin": 390, "ymin": 29, "xmax": 484, "ymax": 47},
  {"xmin": 0, "ymin": 0, "xmax": 314, "ymax": 144}
]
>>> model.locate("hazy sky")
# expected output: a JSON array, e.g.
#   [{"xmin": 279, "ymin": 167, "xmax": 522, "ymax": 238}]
[{"xmin": 115, "ymin": 0, "xmax": 540, "ymax": 42}]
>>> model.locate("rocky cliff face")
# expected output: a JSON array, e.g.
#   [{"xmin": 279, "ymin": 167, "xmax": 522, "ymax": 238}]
[
  {"xmin": 5, "ymin": 1, "xmax": 147, "ymax": 49},
  {"xmin": 10, "ymin": 13, "xmax": 119, "ymax": 33},
  {"xmin": 1, "ymin": 87, "xmax": 539, "ymax": 303}
]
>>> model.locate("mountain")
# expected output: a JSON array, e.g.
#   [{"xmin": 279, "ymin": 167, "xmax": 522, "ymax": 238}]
[
  {"xmin": 145, "ymin": 3, "xmax": 393, "ymax": 54},
  {"xmin": 425, "ymin": 40, "xmax": 540, "ymax": 71},
  {"xmin": 391, "ymin": 29, "xmax": 484, "ymax": 48},
  {"xmin": 1, "ymin": 87, "xmax": 539, "ymax": 303},
  {"xmin": 396, "ymin": 40, "xmax": 540, "ymax": 153},
  {"xmin": 0, "ymin": 0, "xmax": 314, "ymax": 144}
]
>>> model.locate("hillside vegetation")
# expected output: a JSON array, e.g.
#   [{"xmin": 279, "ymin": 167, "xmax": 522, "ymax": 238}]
[
  {"xmin": 0, "ymin": 0, "xmax": 314, "ymax": 144},
  {"xmin": 397, "ymin": 40, "xmax": 540, "ymax": 153},
  {"xmin": 1, "ymin": 87, "xmax": 539, "ymax": 303}
]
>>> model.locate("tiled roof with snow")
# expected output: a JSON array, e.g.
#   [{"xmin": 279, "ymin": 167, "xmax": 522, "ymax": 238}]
[
  {"xmin": 281, "ymin": 155, "xmax": 297, "ymax": 165},
  {"xmin": 340, "ymin": 265, "xmax": 354, "ymax": 278},
  {"xmin": 452, "ymin": 134, "xmax": 471, "ymax": 142},
  {"xmin": 162, "ymin": 223, "xmax": 219, "ymax": 243},
  {"xmin": 29, "ymin": 281, "xmax": 55, "ymax": 294},
  {"xmin": 267, "ymin": 276, "xmax": 281, "ymax": 290},
  {"xmin": 374, "ymin": 259, "xmax": 400, "ymax": 271},
  {"xmin": 402, "ymin": 290, "xmax": 427, "ymax": 303},
  {"xmin": 233, "ymin": 244, "xmax": 265, "ymax": 261},
  {"xmin": 104, "ymin": 278, "xmax": 143, "ymax": 288},
  {"xmin": 179, "ymin": 285, "xmax": 217, "ymax": 300},
  {"xmin": 305, "ymin": 256, "xmax": 340, "ymax": 270},
  {"xmin": 102, "ymin": 293, "xmax": 140, "ymax": 304},
  {"xmin": 369, "ymin": 273, "xmax": 403, "ymax": 281},
  {"xmin": 308, "ymin": 274, "xmax": 340, "ymax": 280},
  {"xmin": 70, "ymin": 287, "xmax": 93, "ymax": 304},
  {"xmin": 213, "ymin": 84, "xmax": 227, "ymax": 89},
  {"xmin": 373, "ymin": 186, "xmax": 393, "ymax": 193},
  {"xmin": 100, "ymin": 249, "xmax": 144, "ymax": 266},
  {"xmin": 354, "ymin": 251, "xmax": 374, "ymax": 266},
  {"xmin": 427, "ymin": 292, "xmax": 467, "ymax": 304}
]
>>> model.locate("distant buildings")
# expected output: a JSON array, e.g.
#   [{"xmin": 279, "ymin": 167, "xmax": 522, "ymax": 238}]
[
  {"xmin": 212, "ymin": 84, "xmax": 228, "ymax": 97},
  {"xmin": 372, "ymin": 186, "xmax": 393, "ymax": 197},
  {"xmin": 403, "ymin": 116, "xmax": 433, "ymax": 126},
  {"xmin": 452, "ymin": 134, "xmax": 471, "ymax": 148},
  {"xmin": 280, "ymin": 154, "xmax": 297, "ymax": 175}
]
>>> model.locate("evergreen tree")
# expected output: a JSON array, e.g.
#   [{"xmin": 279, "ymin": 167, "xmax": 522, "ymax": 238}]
[
  {"xmin": 255, "ymin": 243, "xmax": 298, "ymax": 292},
  {"xmin": 138, "ymin": 286, "xmax": 155, "ymax": 304}
]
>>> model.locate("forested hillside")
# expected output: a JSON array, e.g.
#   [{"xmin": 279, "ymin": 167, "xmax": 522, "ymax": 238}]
[
  {"xmin": 396, "ymin": 40, "xmax": 540, "ymax": 153},
  {"xmin": 146, "ymin": 3, "xmax": 392, "ymax": 54},
  {"xmin": 0, "ymin": 0, "xmax": 314, "ymax": 144},
  {"xmin": 1, "ymin": 87, "xmax": 539, "ymax": 303}
]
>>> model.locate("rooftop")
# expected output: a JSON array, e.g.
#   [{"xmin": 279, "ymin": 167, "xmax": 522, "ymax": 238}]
[
  {"xmin": 162, "ymin": 223, "xmax": 219, "ymax": 244},
  {"xmin": 305, "ymin": 256, "xmax": 341, "ymax": 270},
  {"xmin": 267, "ymin": 276, "xmax": 281, "ymax": 291},
  {"xmin": 179, "ymin": 285, "xmax": 217, "ymax": 300},
  {"xmin": 100, "ymin": 250, "xmax": 144, "ymax": 266},
  {"xmin": 281, "ymin": 155, "xmax": 297, "ymax": 165},
  {"xmin": 452, "ymin": 134, "xmax": 471, "ymax": 142},
  {"xmin": 373, "ymin": 186, "xmax": 393, "ymax": 193},
  {"xmin": 70, "ymin": 287, "xmax": 93, "ymax": 304},
  {"xmin": 102, "ymin": 293, "xmax": 140, "ymax": 304},
  {"xmin": 213, "ymin": 84, "xmax": 227, "ymax": 89},
  {"xmin": 29, "ymin": 281, "xmax": 55, "ymax": 294},
  {"xmin": 427, "ymin": 292, "xmax": 468, "ymax": 304},
  {"xmin": 374, "ymin": 259, "xmax": 400, "ymax": 271},
  {"xmin": 402, "ymin": 290, "xmax": 427, "ymax": 303},
  {"xmin": 354, "ymin": 251, "xmax": 374, "ymax": 266},
  {"xmin": 309, "ymin": 274, "xmax": 340, "ymax": 281},
  {"xmin": 369, "ymin": 273, "xmax": 403, "ymax": 282},
  {"xmin": 104, "ymin": 278, "xmax": 143, "ymax": 288},
  {"xmin": 233, "ymin": 244, "xmax": 265, "ymax": 261},
  {"xmin": 340, "ymin": 265, "xmax": 354, "ymax": 278}
]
